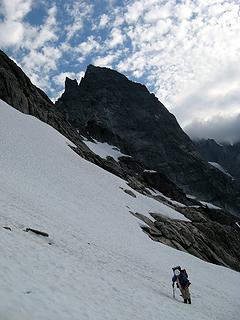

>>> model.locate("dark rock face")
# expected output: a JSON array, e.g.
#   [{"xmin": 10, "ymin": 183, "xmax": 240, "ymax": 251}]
[
  {"xmin": 0, "ymin": 50, "xmax": 52, "ymax": 115},
  {"xmin": 57, "ymin": 65, "xmax": 198, "ymax": 173},
  {"xmin": 195, "ymin": 139, "xmax": 240, "ymax": 184},
  {"xmin": 56, "ymin": 65, "xmax": 240, "ymax": 215}
]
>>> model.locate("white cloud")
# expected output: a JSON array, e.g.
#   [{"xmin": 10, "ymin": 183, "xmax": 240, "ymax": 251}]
[
  {"xmin": 175, "ymin": 3, "xmax": 193, "ymax": 20},
  {"xmin": 23, "ymin": 5, "xmax": 58, "ymax": 50},
  {"xmin": 125, "ymin": 0, "xmax": 171, "ymax": 23},
  {"xmin": 98, "ymin": 14, "xmax": 110, "ymax": 28},
  {"xmin": 64, "ymin": 1, "xmax": 93, "ymax": 40},
  {"xmin": 0, "ymin": 0, "xmax": 32, "ymax": 21},
  {"xmin": 93, "ymin": 54, "xmax": 118, "ymax": 67},
  {"xmin": 117, "ymin": 51, "xmax": 146, "ymax": 77},
  {"xmin": 21, "ymin": 46, "xmax": 61, "ymax": 74},
  {"xmin": 76, "ymin": 36, "xmax": 100, "ymax": 60},
  {"xmin": 143, "ymin": 3, "xmax": 173, "ymax": 23},
  {"xmin": 106, "ymin": 27, "xmax": 125, "ymax": 48},
  {"xmin": 0, "ymin": 0, "xmax": 32, "ymax": 47},
  {"xmin": 14, "ymin": 4, "xmax": 61, "ymax": 92},
  {"xmin": 0, "ymin": 21, "xmax": 24, "ymax": 46},
  {"xmin": 124, "ymin": 1, "xmax": 144, "ymax": 23},
  {"xmin": 185, "ymin": 113, "xmax": 240, "ymax": 144},
  {"xmin": 169, "ymin": 61, "xmax": 240, "ymax": 143}
]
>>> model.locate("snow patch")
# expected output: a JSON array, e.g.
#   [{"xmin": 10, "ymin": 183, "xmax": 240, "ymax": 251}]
[
  {"xmin": 200, "ymin": 201, "xmax": 222, "ymax": 210},
  {"xmin": 209, "ymin": 162, "xmax": 232, "ymax": 177},
  {"xmin": 187, "ymin": 194, "xmax": 196, "ymax": 200},
  {"xmin": 147, "ymin": 188, "xmax": 186, "ymax": 209},
  {"xmin": 83, "ymin": 138, "xmax": 131, "ymax": 161}
]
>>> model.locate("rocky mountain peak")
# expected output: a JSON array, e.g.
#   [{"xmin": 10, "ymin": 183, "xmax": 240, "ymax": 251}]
[
  {"xmin": 65, "ymin": 77, "xmax": 78, "ymax": 90},
  {"xmin": 55, "ymin": 64, "xmax": 240, "ymax": 215},
  {"xmin": 85, "ymin": 63, "xmax": 128, "ymax": 80}
]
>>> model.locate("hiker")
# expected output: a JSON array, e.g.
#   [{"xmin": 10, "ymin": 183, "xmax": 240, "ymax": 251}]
[{"xmin": 172, "ymin": 266, "xmax": 191, "ymax": 304}]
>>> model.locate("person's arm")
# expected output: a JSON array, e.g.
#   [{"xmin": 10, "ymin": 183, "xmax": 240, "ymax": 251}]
[{"xmin": 172, "ymin": 275, "xmax": 176, "ymax": 287}]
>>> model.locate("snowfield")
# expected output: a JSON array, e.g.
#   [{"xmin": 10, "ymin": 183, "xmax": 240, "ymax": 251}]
[
  {"xmin": 0, "ymin": 99, "xmax": 239, "ymax": 320},
  {"xmin": 83, "ymin": 138, "xmax": 131, "ymax": 161}
]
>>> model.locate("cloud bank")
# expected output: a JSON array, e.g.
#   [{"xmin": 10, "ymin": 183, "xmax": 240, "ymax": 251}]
[{"xmin": 185, "ymin": 114, "xmax": 240, "ymax": 144}]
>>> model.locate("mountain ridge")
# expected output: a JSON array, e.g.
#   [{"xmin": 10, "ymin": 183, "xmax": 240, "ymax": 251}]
[{"xmin": 55, "ymin": 64, "xmax": 240, "ymax": 216}]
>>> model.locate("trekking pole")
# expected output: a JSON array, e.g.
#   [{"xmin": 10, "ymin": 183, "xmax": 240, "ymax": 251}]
[{"xmin": 172, "ymin": 285, "xmax": 175, "ymax": 299}]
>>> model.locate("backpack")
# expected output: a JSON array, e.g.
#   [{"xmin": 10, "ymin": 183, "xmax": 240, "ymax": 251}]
[
  {"xmin": 172, "ymin": 266, "xmax": 190, "ymax": 288},
  {"xmin": 178, "ymin": 269, "xmax": 190, "ymax": 288}
]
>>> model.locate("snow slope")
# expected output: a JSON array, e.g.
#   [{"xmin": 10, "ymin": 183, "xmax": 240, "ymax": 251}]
[
  {"xmin": 0, "ymin": 99, "xmax": 239, "ymax": 320},
  {"xmin": 209, "ymin": 161, "xmax": 232, "ymax": 177}
]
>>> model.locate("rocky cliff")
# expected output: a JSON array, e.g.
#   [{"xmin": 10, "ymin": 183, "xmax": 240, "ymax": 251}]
[
  {"xmin": 56, "ymin": 65, "xmax": 240, "ymax": 215},
  {"xmin": 195, "ymin": 139, "xmax": 240, "ymax": 184}
]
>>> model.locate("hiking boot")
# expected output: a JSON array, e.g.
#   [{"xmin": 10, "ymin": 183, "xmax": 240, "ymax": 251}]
[
  {"xmin": 188, "ymin": 298, "xmax": 191, "ymax": 304},
  {"xmin": 184, "ymin": 299, "xmax": 187, "ymax": 303}
]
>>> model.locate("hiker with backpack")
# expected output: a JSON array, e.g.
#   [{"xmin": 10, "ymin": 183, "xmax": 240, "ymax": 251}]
[{"xmin": 172, "ymin": 266, "xmax": 191, "ymax": 304}]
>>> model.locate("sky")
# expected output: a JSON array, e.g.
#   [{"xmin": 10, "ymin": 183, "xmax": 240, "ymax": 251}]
[{"xmin": 0, "ymin": 0, "xmax": 239, "ymax": 143}]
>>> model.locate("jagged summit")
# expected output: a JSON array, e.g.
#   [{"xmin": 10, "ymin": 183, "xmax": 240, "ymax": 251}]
[
  {"xmin": 85, "ymin": 63, "xmax": 129, "ymax": 80},
  {"xmin": 55, "ymin": 64, "xmax": 240, "ymax": 215},
  {"xmin": 65, "ymin": 77, "xmax": 78, "ymax": 89}
]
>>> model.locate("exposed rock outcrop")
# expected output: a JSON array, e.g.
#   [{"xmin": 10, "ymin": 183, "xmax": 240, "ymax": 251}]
[
  {"xmin": 136, "ymin": 208, "xmax": 240, "ymax": 272},
  {"xmin": 56, "ymin": 65, "xmax": 240, "ymax": 216}
]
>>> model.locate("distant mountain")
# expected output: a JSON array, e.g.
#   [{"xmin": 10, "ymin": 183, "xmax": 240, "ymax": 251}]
[
  {"xmin": 55, "ymin": 64, "xmax": 240, "ymax": 215},
  {"xmin": 195, "ymin": 139, "xmax": 240, "ymax": 184}
]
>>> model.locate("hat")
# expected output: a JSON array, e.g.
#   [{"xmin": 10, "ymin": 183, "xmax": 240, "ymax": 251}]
[{"xmin": 174, "ymin": 269, "xmax": 180, "ymax": 276}]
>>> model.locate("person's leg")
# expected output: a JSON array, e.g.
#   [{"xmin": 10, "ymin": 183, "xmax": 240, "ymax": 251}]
[
  {"xmin": 185, "ymin": 287, "xmax": 191, "ymax": 304},
  {"xmin": 180, "ymin": 288, "xmax": 188, "ymax": 303},
  {"xmin": 181, "ymin": 287, "xmax": 191, "ymax": 304}
]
